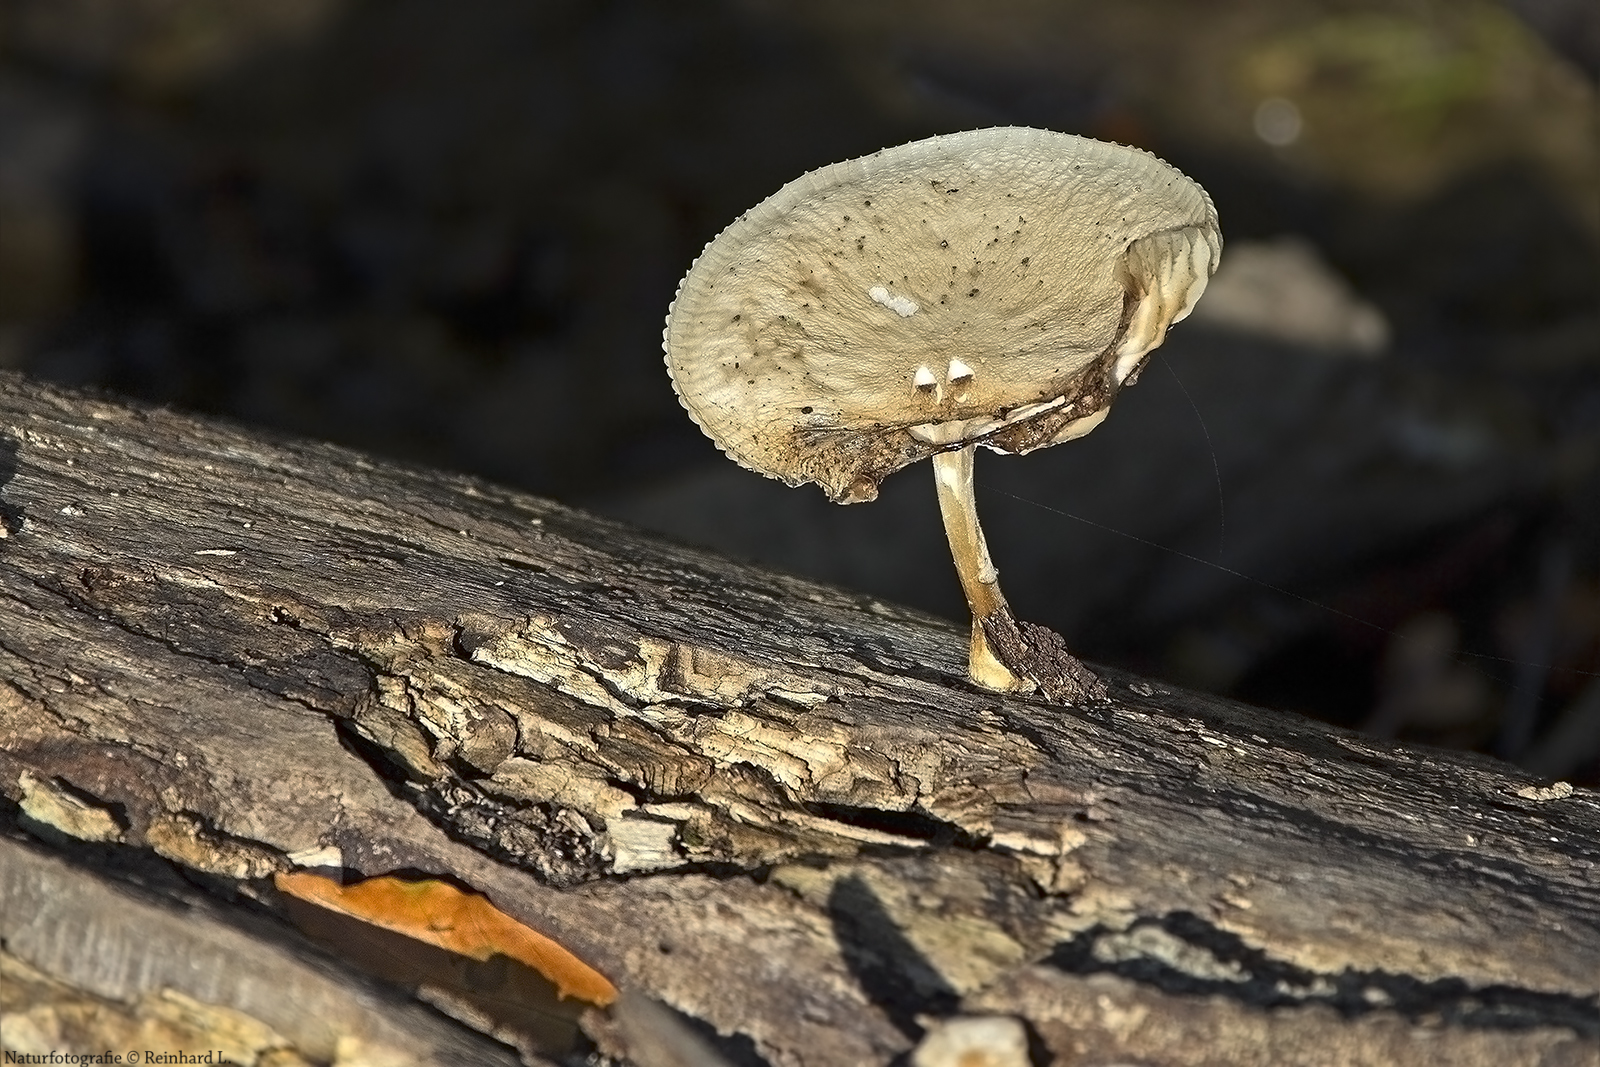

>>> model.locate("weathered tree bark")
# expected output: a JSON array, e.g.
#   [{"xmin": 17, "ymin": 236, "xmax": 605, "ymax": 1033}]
[{"xmin": 0, "ymin": 369, "xmax": 1596, "ymax": 1067}]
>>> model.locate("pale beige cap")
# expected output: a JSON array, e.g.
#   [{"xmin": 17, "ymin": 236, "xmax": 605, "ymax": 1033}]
[{"xmin": 665, "ymin": 126, "xmax": 1220, "ymax": 503}]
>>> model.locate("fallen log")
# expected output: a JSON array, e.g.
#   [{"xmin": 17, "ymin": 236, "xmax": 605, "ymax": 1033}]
[{"xmin": 1, "ymin": 371, "xmax": 1595, "ymax": 1067}]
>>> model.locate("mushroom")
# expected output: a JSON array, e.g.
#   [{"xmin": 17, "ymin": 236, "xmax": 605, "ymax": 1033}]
[{"xmin": 664, "ymin": 127, "xmax": 1221, "ymax": 703}]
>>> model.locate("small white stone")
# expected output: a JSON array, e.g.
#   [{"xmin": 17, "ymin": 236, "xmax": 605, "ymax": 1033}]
[{"xmin": 911, "ymin": 1015, "xmax": 1028, "ymax": 1067}]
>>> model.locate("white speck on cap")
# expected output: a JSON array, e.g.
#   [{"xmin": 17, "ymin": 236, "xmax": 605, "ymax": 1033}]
[{"xmin": 868, "ymin": 286, "xmax": 920, "ymax": 317}]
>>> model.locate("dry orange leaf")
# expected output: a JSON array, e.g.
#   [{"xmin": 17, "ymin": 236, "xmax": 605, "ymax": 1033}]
[{"xmin": 274, "ymin": 870, "xmax": 616, "ymax": 1006}]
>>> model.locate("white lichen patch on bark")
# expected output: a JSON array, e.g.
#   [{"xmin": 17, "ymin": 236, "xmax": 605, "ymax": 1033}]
[{"xmin": 1092, "ymin": 924, "xmax": 1249, "ymax": 984}]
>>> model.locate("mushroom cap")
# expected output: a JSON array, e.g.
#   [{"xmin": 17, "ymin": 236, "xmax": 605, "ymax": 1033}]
[{"xmin": 664, "ymin": 126, "xmax": 1221, "ymax": 503}]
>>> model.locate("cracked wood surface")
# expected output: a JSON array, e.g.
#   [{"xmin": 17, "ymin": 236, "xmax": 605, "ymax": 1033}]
[{"xmin": 0, "ymin": 370, "xmax": 1597, "ymax": 1067}]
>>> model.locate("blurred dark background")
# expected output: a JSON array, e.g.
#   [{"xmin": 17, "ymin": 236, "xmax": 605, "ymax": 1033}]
[{"xmin": 1, "ymin": 0, "xmax": 1596, "ymax": 782}]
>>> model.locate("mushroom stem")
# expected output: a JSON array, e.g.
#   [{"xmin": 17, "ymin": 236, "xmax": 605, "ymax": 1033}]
[{"xmin": 931, "ymin": 445, "xmax": 1031, "ymax": 693}]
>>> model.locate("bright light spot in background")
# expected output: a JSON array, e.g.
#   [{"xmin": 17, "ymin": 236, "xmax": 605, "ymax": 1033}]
[{"xmin": 1253, "ymin": 97, "xmax": 1303, "ymax": 146}]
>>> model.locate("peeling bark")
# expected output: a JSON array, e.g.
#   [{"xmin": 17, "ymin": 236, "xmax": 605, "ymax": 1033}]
[{"xmin": 0, "ymin": 371, "xmax": 1597, "ymax": 1067}]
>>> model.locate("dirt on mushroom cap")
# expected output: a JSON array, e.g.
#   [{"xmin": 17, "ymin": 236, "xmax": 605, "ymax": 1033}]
[{"xmin": 663, "ymin": 126, "xmax": 1220, "ymax": 503}]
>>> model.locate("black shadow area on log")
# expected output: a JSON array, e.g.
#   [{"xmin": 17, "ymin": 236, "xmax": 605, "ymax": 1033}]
[
  {"xmin": 827, "ymin": 874, "xmax": 960, "ymax": 1041},
  {"xmin": 0, "ymin": 434, "xmax": 24, "ymax": 539},
  {"xmin": 1047, "ymin": 912, "xmax": 1600, "ymax": 1037}
]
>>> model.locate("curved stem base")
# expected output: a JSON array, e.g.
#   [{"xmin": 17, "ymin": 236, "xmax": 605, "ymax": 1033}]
[{"xmin": 932, "ymin": 446, "xmax": 1107, "ymax": 704}]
